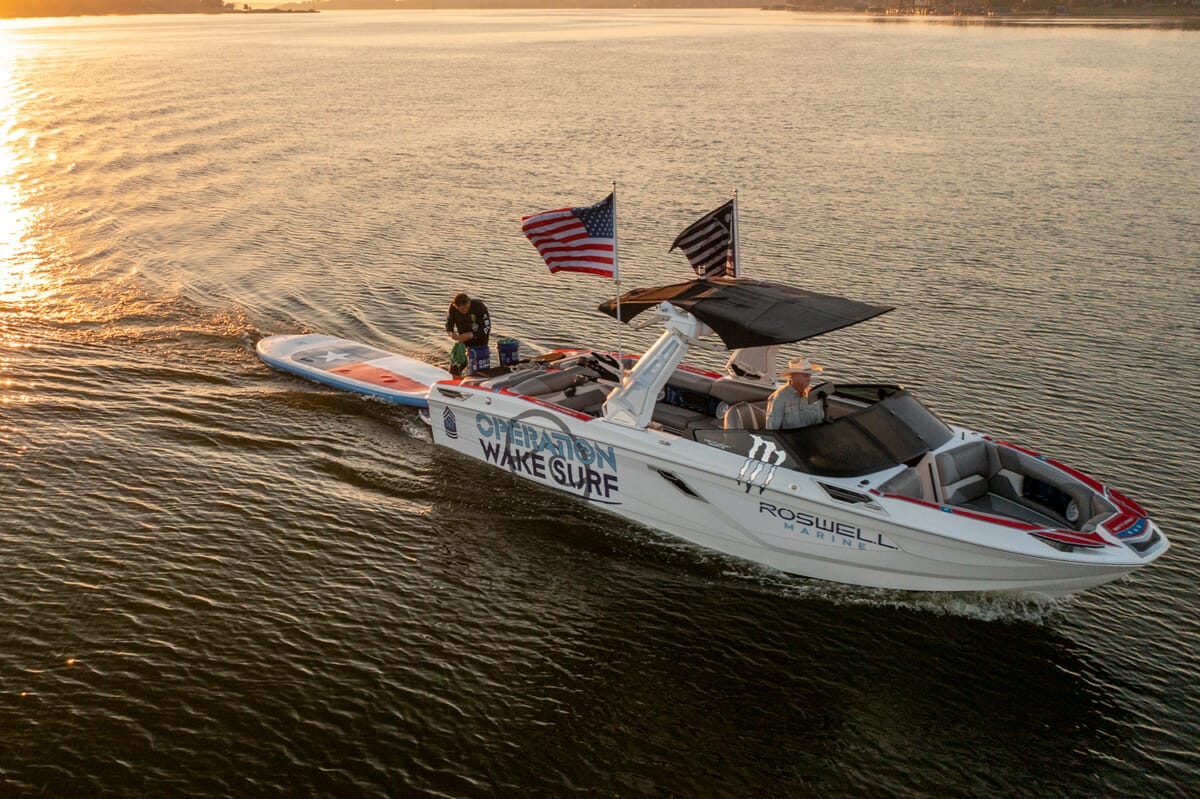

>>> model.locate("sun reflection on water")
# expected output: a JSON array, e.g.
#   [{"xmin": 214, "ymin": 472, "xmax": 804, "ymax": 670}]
[{"xmin": 0, "ymin": 32, "xmax": 41, "ymax": 309}]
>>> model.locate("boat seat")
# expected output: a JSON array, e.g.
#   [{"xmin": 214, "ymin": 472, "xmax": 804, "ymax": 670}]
[
  {"xmin": 992, "ymin": 446, "xmax": 1114, "ymax": 529},
  {"xmin": 481, "ymin": 367, "xmax": 545, "ymax": 391},
  {"xmin": 879, "ymin": 467, "xmax": 923, "ymax": 500},
  {"xmin": 961, "ymin": 494, "xmax": 1060, "ymax": 527},
  {"xmin": 936, "ymin": 440, "xmax": 1000, "ymax": 505},
  {"xmin": 667, "ymin": 369, "xmax": 716, "ymax": 395},
  {"xmin": 516, "ymin": 365, "xmax": 599, "ymax": 397},
  {"xmin": 723, "ymin": 401, "xmax": 768, "ymax": 430},
  {"xmin": 662, "ymin": 370, "xmax": 718, "ymax": 415},
  {"xmin": 710, "ymin": 378, "xmax": 774, "ymax": 405},
  {"xmin": 934, "ymin": 440, "xmax": 1118, "ymax": 530},
  {"xmin": 651, "ymin": 402, "xmax": 711, "ymax": 435},
  {"xmin": 553, "ymin": 385, "xmax": 610, "ymax": 415}
]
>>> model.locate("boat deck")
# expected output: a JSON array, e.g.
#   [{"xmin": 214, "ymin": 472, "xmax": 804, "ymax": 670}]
[{"xmin": 460, "ymin": 351, "xmax": 865, "ymax": 437}]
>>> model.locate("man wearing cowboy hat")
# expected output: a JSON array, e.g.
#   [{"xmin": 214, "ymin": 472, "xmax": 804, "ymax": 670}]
[{"xmin": 766, "ymin": 357, "xmax": 826, "ymax": 430}]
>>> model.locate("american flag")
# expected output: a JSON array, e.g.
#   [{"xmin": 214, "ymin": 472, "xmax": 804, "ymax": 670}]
[
  {"xmin": 522, "ymin": 193, "xmax": 616, "ymax": 278},
  {"xmin": 670, "ymin": 199, "xmax": 738, "ymax": 279}
]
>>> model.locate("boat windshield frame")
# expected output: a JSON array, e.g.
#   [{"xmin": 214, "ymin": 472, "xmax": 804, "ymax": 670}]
[{"xmin": 694, "ymin": 387, "xmax": 954, "ymax": 477}]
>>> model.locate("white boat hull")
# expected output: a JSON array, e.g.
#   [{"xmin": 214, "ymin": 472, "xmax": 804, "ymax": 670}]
[
  {"xmin": 427, "ymin": 386, "xmax": 1161, "ymax": 598},
  {"xmin": 258, "ymin": 271, "xmax": 1169, "ymax": 599}
]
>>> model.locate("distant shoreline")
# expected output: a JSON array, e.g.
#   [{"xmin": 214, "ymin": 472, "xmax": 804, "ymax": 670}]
[
  {"xmin": 0, "ymin": 2, "xmax": 318, "ymax": 17},
  {"xmin": 758, "ymin": 7, "xmax": 1200, "ymax": 29},
  {"xmin": 788, "ymin": 8, "xmax": 1200, "ymax": 27},
  {"xmin": 2, "ymin": 3, "xmax": 1198, "ymax": 24}
]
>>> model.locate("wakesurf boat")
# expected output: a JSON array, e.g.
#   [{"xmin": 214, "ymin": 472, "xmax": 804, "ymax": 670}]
[
  {"xmin": 257, "ymin": 276, "xmax": 1168, "ymax": 597},
  {"xmin": 421, "ymin": 277, "xmax": 1168, "ymax": 597}
]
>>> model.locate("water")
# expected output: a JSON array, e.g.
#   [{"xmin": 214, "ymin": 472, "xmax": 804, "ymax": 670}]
[{"xmin": 2, "ymin": 10, "xmax": 1198, "ymax": 797}]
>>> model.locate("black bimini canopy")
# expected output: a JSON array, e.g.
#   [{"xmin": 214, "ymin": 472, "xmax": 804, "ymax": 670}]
[{"xmin": 597, "ymin": 277, "xmax": 893, "ymax": 350}]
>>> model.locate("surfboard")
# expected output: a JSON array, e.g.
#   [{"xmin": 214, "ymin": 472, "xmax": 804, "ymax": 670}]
[{"xmin": 256, "ymin": 334, "xmax": 450, "ymax": 408}]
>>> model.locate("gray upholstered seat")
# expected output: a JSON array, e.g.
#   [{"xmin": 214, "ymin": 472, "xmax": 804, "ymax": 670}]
[
  {"xmin": 723, "ymin": 401, "xmax": 768, "ymax": 430},
  {"xmin": 933, "ymin": 439, "xmax": 1118, "ymax": 530},
  {"xmin": 710, "ymin": 379, "xmax": 774, "ymax": 405},
  {"xmin": 481, "ymin": 368, "xmax": 545, "ymax": 391},
  {"xmin": 993, "ymin": 445, "xmax": 1113, "ymax": 528},
  {"xmin": 667, "ymin": 369, "xmax": 716, "ymax": 394},
  {"xmin": 936, "ymin": 440, "xmax": 1000, "ymax": 505},
  {"xmin": 879, "ymin": 467, "xmax": 923, "ymax": 500},
  {"xmin": 554, "ymin": 385, "xmax": 610, "ymax": 414},
  {"xmin": 516, "ymin": 365, "xmax": 599, "ymax": 396},
  {"xmin": 652, "ymin": 403, "xmax": 711, "ymax": 435}
]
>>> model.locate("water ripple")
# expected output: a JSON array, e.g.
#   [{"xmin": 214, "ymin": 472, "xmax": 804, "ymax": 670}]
[{"xmin": 1, "ymin": 11, "xmax": 1198, "ymax": 799}]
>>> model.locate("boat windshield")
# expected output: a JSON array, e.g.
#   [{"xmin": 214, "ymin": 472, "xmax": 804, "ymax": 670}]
[
  {"xmin": 694, "ymin": 389, "xmax": 953, "ymax": 477},
  {"xmin": 778, "ymin": 391, "xmax": 953, "ymax": 476}
]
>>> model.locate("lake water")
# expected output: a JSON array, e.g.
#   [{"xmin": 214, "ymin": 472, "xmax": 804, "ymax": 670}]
[{"xmin": 1, "ymin": 10, "xmax": 1198, "ymax": 796}]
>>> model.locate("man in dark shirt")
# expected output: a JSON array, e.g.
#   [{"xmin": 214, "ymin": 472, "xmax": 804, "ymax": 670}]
[{"xmin": 444, "ymin": 292, "xmax": 490, "ymax": 376}]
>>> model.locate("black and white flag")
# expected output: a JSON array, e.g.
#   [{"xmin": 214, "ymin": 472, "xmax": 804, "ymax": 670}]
[{"xmin": 670, "ymin": 199, "xmax": 737, "ymax": 279}]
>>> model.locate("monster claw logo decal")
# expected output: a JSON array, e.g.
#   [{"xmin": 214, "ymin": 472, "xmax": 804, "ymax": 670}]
[{"xmin": 737, "ymin": 434, "xmax": 787, "ymax": 493}]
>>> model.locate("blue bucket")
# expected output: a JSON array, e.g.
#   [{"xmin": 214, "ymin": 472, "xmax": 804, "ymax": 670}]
[
  {"xmin": 497, "ymin": 338, "xmax": 520, "ymax": 367},
  {"xmin": 467, "ymin": 345, "xmax": 492, "ymax": 373}
]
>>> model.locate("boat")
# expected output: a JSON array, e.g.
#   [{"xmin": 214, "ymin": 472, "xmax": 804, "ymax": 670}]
[
  {"xmin": 414, "ymin": 276, "xmax": 1168, "ymax": 597},
  {"xmin": 256, "ymin": 276, "xmax": 1168, "ymax": 597}
]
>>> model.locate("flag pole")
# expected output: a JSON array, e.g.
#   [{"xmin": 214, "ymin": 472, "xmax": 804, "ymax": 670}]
[
  {"xmin": 612, "ymin": 180, "xmax": 625, "ymax": 382},
  {"xmin": 730, "ymin": 188, "xmax": 740, "ymax": 278}
]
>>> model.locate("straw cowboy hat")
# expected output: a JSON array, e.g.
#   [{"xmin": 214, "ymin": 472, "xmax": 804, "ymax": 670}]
[{"xmin": 779, "ymin": 357, "xmax": 824, "ymax": 376}]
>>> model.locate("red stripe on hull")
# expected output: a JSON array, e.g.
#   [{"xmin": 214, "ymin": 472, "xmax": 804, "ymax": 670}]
[
  {"xmin": 1031, "ymin": 530, "xmax": 1109, "ymax": 549},
  {"xmin": 1107, "ymin": 488, "xmax": 1147, "ymax": 518},
  {"xmin": 884, "ymin": 494, "xmax": 1113, "ymax": 548},
  {"xmin": 497, "ymin": 389, "xmax": 593, "ymax": 421},
  {"xmin": 1043, "ymin": 459, "xmax": 1105, "ymax": 493},
  {"xmin": 994, "ymin": 441, "xmax": 1106, "ymax": 493}
]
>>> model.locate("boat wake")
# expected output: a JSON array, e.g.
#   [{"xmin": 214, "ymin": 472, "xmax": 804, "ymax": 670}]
[{"xmin": 718, "ymin": 562, "xmax": 1070, "ymax": 623}]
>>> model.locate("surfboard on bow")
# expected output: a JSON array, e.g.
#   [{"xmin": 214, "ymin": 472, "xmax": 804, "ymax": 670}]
[{"xmin": 256, "ymin": 334, "xmax": 449, "ymax": 408}]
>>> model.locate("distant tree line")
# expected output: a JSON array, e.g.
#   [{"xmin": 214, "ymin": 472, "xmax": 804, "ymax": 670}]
[
  {"xmin": 723, "ymin": 0, "xmax": 1197, "ymax": 6},
  {"xmin": 768, "ymin": 0, "xmax": 1196, "ymax": 9},
  {"xmin": 0, "ymin": 0, "xmax": 233, "ymax": 16}
]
